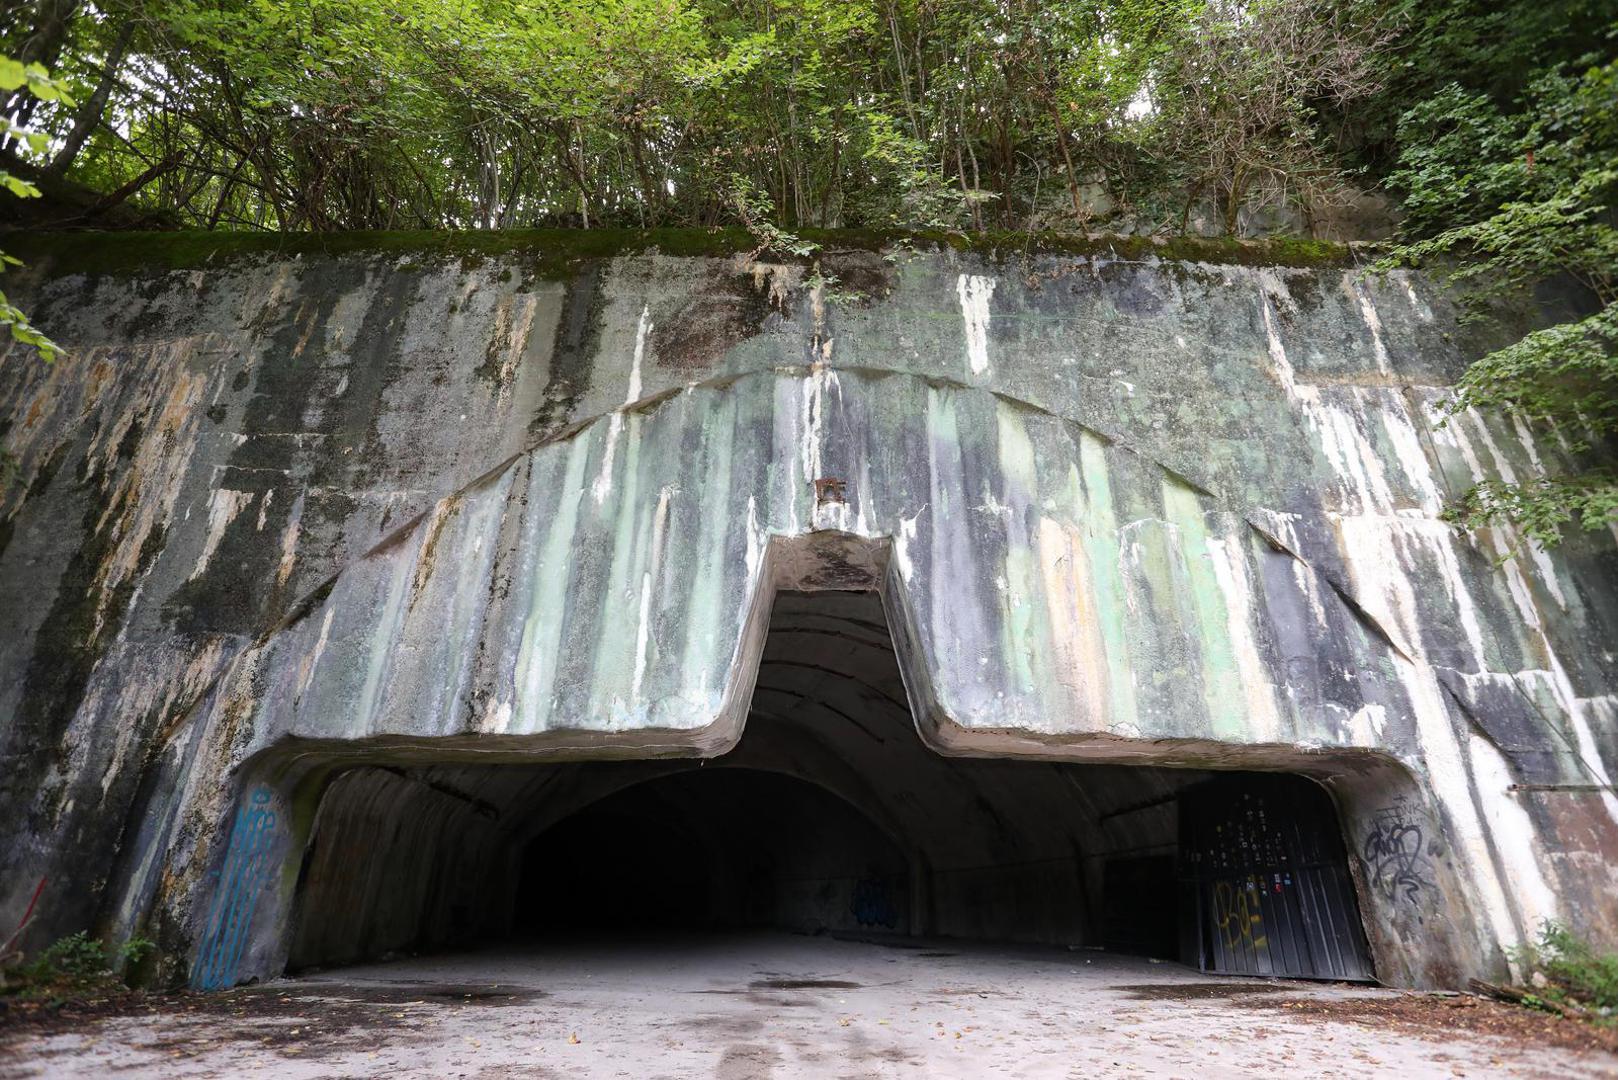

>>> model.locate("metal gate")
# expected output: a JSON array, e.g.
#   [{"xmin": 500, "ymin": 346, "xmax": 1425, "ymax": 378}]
[{"xmin": 1179, "ymin": 774, "xmax": 1373, "ymax": 981}]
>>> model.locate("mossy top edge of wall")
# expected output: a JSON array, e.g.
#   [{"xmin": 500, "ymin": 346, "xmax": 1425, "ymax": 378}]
[{"xmin": 0, "ymin": 228, "xmax": 1358, "ymax": 279}]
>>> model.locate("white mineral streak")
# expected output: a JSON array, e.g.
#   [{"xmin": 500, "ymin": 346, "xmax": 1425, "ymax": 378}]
[
  {"xmin": 1436, "ymin": 413, "xmax": 1616, "ymax": 820},
  {"xmin": 591, "ymin": 400, "xmax": 650, "ymax": 730},
  {"xmin": 853, "ymin": 454, "xmax": 874, "ymax": 537},
  {"xmin": 894, "ymin": 511, "xmax": 921, "ymax": 582},
  {"xmin": 957, "ymin": 274, "xmax": 996, "ymax": 376},
  {"xmin": 630, "ymin": 486, "xmax": 674, "ymax": 708},
  {"xmin": 1469, "ymin": 734, "xmax": 1560, "ymax": 945},
  {"xmin": 437, "ymin": 489, "xmax": 505, "ymax": 736},
  {"xmin": 1347, "ymin": 703, "xmax": 1388, "ymax": 746},
  {"xmin": 88, "ymin": 357, "xmax": 212, "ymax": 638},
  {"xmin": 1426, "ymin": 521, "xmax": 1489, "ymax": 668},
  {"xmin": 592, "ymin": 304, "xmax": 651, "ymax": 505},
  {"xmin": 495, "ymin": 294, "xmax": 539, "ymax": 397},
  {"xmin": 1382, "ymin": 407, "xmax": 1443, "ymax": 516},
  {"xmin": 803, "ymin": 365, "xmax": 850, "ymax": 532},
  {"xmin": 1511, "ymin": 414, "xmax": 1548, "ymax": 475},
  {"xmin": 276, "ymin": 494, "xmax": 304, "ymax": 587},
  {"xmin": 1265, "ymin": 511, "xmax": 1332, "ymax": 629},
  {"xmin": 1036, "ymin": 516, "xmax": 1103, "ymax": 728},
  {"xmin": 630, "ymin": 570, "xmax": 654, "ymax": 709},
  {"xmin": 514, "ymin": 437, "xmax": 593, "ymax": 733},
  {"xmin": 81, "ymin": 637, "xmax": 232, "ymax": 799},
  {"xmin": 1263, "ymin": 286, "xmax": 1395, "ymax": 519},
  {"xmin": 299, "ymin": 608, "xmax": 336, "ymax": 696},
  {"xmin": 745, "ymin": 495, "xmax": 764, "ymax": 585},
  {"xmin": 749, "ymin": 262, "xmax": 797, "ymax": 310},
  {"xmin": 1393, "ymin": 652, "xmax": 1549, "ymax": 953},
  {"xmin": 1205, "ymin": 534, "xmax": 1282, "ymax": 742},
  {"xmin": 1353, "ymin": 278, "xmax": 1393, "ymax": 374},
  {"xmin": 1401, "ymin": 275, "xmax": 1434, "ymax": 321},
  {"xmin": 191, "ymin": 489, "xmax": 255, "ymax": 579},
  {"xmin": 1259, "ymin": 274, "xmax": 1555, "ymax": 949},
  {"xmin": 1118, "ymin": 528, "xmax": 1147, "ymax": 618},
  {"xmin": 351, "ymin": 540, "xmax": 415, "ymax": 735},
  {"xmin": 1465, "ymin": 411, "xmax": 1567, "ymax": 611}
]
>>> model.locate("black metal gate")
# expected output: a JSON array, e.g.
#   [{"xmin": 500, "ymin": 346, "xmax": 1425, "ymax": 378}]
[{"xmin": 1179, "ymin": 774, "xmax": 1373, "ymax": 981}]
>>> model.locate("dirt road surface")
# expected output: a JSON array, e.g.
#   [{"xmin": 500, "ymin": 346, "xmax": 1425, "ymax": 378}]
[{"xmin": 5, "ymin": 933, "xmax": 1615, "ymax": 1078}]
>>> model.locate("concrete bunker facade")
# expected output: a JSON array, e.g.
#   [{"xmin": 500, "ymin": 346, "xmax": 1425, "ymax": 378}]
[{"xmin": 0, "ymin": 233, "xmax": 1614, "ymax": 992}]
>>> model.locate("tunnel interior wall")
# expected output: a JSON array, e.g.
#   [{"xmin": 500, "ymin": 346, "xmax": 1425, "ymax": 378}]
[
  {"xmin": 0, "ymin": 233, "xmax": 1612, "ymax": 991},
  {"xmin": 285, "ymin": 758, "xmax": 1197, "ymax": 971},
  {"xmin": 288, "ymin": 768, "xmax": 513, "ymax": 970}
]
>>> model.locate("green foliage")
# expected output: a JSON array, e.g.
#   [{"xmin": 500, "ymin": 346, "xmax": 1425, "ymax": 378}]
[
  {"xmin": 0, "ymin": 58, "xmax": 70, "ymax": 102},
  {"xmin": 1444, "ymin": 304, "xmax": 1618, "ymax": 453},
  {"xmin": 727, "ymin": 175, "xmax": 817, "ymax": 258},
  {"xmin": 35, "ymin": 932, "xmax": 111, "ymax": 980},
  {"xmin": 2, "ymin": 931, "xmax": 156, "ymax": 1001},
  {"xmin": 3, "ymin": 0, "xmax": 1378, "ymax": 236},
  {"xmin": 1509, "ymin": 920, "xmax": 1618, "ymax": 1022},
  {"xmin": 0, "ymin": 57, "xmax": 69, "ymax": 363},
  {"xmin": 1442, "ymin": 473, "xmax": 1618, "ymax": 548},
  {"xmin": 1380, "ymin": 35, "xmax": 1618, "ymax": 545},
  {"xmin": 1148, "ymin": 0, "xmax": 1394, "ymax": 233}
]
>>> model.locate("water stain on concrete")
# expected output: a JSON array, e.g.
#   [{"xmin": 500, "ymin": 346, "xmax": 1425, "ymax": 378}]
[
  {"xmin": 748, "ymin": 979, "xmax": 862, "ymax": 991},
  {"xmin": 1117, "ymin": 981, "xmax": 1297, "ymax": 1000}
]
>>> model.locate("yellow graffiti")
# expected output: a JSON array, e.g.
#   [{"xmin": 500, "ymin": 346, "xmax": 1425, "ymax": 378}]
[{"xmin": 1213, "ymin": 879, "xmax": 1267, "ymax": 949}]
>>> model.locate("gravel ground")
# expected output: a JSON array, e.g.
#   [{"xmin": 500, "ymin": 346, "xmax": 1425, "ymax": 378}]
[{"xmin": 4, "ymin": 932, "xmax": 1615, "ymax": 1079}]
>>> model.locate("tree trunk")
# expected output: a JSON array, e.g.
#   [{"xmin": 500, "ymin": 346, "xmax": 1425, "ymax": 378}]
[{"xmin": 45, "ymin": 18, "xmax": 135, "ymax": 179}]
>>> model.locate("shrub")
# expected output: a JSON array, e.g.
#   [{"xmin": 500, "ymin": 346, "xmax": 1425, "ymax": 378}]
[
  {"xmin": 1, "ymin": 931, "xmax": 155, "ymax": 1002},
  {"xmin": 1512, "ymin": 919, "xmax": 1618, "ymax": 1023}
]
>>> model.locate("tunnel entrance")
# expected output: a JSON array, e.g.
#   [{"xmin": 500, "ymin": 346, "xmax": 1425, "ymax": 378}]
[
  {"xmin": 512, "ymin": 769, "xmax": 909, "ymax": 937},
  {"xmin": 287, "ymin": 590, "xmax": 1374, "ymax": 981}
]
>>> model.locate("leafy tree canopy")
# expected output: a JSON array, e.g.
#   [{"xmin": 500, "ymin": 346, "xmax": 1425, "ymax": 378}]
[{"xmin": 2, "ymin": 0, "xmax": 1616, "ymax": 544}]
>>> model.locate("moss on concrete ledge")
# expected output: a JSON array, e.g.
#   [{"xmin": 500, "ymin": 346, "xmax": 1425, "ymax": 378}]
[{"xmin": 0, "ymin": 227, "xmax": 1357, "ymax": 279}]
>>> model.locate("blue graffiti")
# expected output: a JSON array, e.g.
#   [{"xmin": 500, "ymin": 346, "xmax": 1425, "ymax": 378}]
[
  {"xmin": 192, "ymin": 787, "xmax": 278, "ymax": 990},
  {"xmin": 850, "ymin": 877, "xmax": 898, "ymax": 929}
]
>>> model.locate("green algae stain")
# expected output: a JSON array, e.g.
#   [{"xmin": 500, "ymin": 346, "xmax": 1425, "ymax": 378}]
[
  {"xmin": 680, "ymin": 391, "xmax": 743, "ymax": 697},
  {"xmin": 993, "ymin": 402, "xmax": 1046, "ymax": 695},
  {"xmin": 1160, "ymin": 481, "xmax": 1245, "ymax": 740},
  {"xmin": 1076, "ymin": 437, "xmax": 1139, "ymax": 734},
  {"xmin": 514, "ymin": 434, "xmax": 593, "ymax": 730},
  {"xmin": 586, "ymin": 412, "xmax": 649, "ymax": 727}
]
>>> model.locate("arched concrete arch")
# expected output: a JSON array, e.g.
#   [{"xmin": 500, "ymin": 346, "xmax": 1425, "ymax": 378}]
[
  {"xmin": 189, "ymin": 568, "xmax": 1459, "ymax": 990},
  {"xmin": 142, "ymin": 367, "xmax": 1540, "ymax": 992}
]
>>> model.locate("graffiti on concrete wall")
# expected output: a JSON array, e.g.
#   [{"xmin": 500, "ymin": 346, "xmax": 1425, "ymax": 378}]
[
  {"xmin": 850, "ymin": 876, "xmax": 898, "ymax": 929},
  {"xmin": 1362, "ymin": 799, "xmax": 1435, "ymax": 903},
  {"xmin": 192, "ymin": 787, "xmax": 278, "ymax": 990}
]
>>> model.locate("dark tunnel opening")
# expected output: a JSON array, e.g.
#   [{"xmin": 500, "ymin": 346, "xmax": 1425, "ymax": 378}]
[
  {"xmin": 512, "ymin": 770, "xmax": 910, "ymax": 937},
  {"xmin": 287, "ymin": 591, "xmax": 1374, "ymax": 981}
]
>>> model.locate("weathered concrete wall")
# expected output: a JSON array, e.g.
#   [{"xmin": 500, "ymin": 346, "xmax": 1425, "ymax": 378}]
[{"xmin": 1, "ymin": 230, "xmax": 1614, "ymax": 990}]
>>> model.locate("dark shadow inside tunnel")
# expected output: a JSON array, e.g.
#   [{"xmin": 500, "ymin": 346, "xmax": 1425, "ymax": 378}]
[
  {"xmin": 286, "ymin": 590, "xmax": 1373, "ymax": 981},
  {"xmin": 511, "ymin": 769, "xmax": 909, "ymax": 936}
]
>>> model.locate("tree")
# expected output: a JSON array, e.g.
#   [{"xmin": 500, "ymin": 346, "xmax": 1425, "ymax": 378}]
[
  {"xmin": 1381, "ymin": 43, "xmax": 1618, "ymax": 545},
  {"xmin": 1150, "ymin": 0, "xmax": 1395, "ymax": 234}
]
